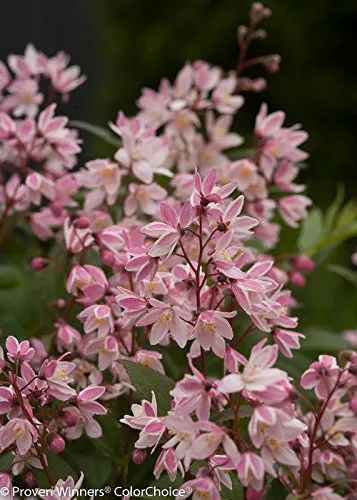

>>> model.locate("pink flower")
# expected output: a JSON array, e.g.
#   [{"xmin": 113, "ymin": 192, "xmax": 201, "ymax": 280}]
[
  {"xmin": 83, "ymin": 335, "xmax": 119, "ymax": 370},
  {"xmin": 237, "ymin": 452, "xmax": 265, "ymax": 491},
  {"xmin": 111, "ymin": 112, "xmax": 171, "ymax": 184},
  {"xmin": 3, "ymin": 78, "xmax": 43, "ymax": 117},
  {"xmin": 301, "ymin": 355, "xmax": 341, "ymax": 399},
  {"xmin": 272, "ymin": 328, "xmax": 305, "ymax": 358},
  {"xmin": 212, "ymin": 74, "xmax": 244, "ymax": 114},
  {"xmin": 278, "ymin": 195, "xmax": 311, "ymax": 228},
  {"xmin": 191, "ymin": 310, "xmax": 236, "ymax": 358},
  {"xmin": 179, "ymin": 474, "xmax": 220, "ymax": 500},
  {"xmin": 191, "ymin": 421, "xmax": 239, "ymax": 464},
  {"xmin": 26, "ymin": 172, "xmax": 56, "ymax": 205},
  {"xmin": 154, "ymin": 448, "xmax": 183, "ymax": 482},
  {"xmin": 39, "ymin": 358, "xmax": 77, "ymax": 401},
  {"xmin": 133, "ymin": 349, "xmax": 164, "ymax": 374},
  {"xmin": 170, "ymin": 363, "xmax": 224, "ymax": 420},
  {"xmin": 191, "ymin": 168, "xmax": 237, "ymax": 209},
  {"xmin": 55, "ymin": 323, "xmax": 82, "ymax": 352},
  {"xmin": 217, "ymin": 342, "xmax": 287, "ymax": 393},
  {"xmin": 78, "ymin": 159, "xmax": 122, "ymax": 210},
  {"xmin": 0, "ymin": 418, "xmax": 37, "ymax": 455},
  {"xmin": 76, "ymin": 385, "xmax": 106, "ymax": 416},
  {"xmin": 136, "ymin": 298, "xmax": 191, "ymax": 348},
  {"xmin": 38, "ymin": 473, "xmax": 85, "ymax": 500},
  {"xmin": 8, "ymin": 44, "xmax": 42, "ymax": 77},
  {"xmin": 124, "ymin": 182, "xmax": 167, "ymax": 216},
  {"xmin": 78, "ymin": 304, "xmax": 114, "ymax": 338},
  {"xmin": 230, "ymin": 159, "xmax": 259, "ymax": 191},
  {"xmin": 66, "ymin": 264, "xmax": 108, "ymax": 305},
  {"xmin": 38, "ymin": 104, "xmax": 81, "ymax": 167},
  {"xmin": 63, "ymin": 217, "xmax": 94, "ymax": 254},
  {"xmin": 142, "ymin": 199, "xmax": 193, "ymax": 259},
  {"xmin": 44, "ymin": 51, "xmax": 86, "ymax": 97},
  {"xmin": 121, "ymin": 391, "xmax": 158, "ymax": 430},
  {"xmin": 6, "ymin": 336, "xmax": 34, "ymax": 363}
]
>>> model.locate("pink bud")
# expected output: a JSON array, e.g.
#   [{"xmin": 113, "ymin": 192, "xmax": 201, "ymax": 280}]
[
  {"xmin": 50, "ymin": 434, "xmax": 66, "ymax": 453},
  {"xmin": 352, "ymin": 252, "xmax": 357, "ymax": 266},
  {"xmin": 31, "ymin": 257, "xmax": 50, "ymax": 271},
  {"xmin": 56, "ymin": 298, "xmax": 66, "ymax": 309},
  {"xmin": 350, "ymin": 397, "xmax": 357, "ymax": 415},
  {"xmin": 64, "ymin": 412, "xmax": 78, "ymax": 426},
  {"xmin": 50, "ymin": 202, "xmax": 63, "ymax": 217},
  {"xmin": 74, "ymin": 217, "xmax": 90, "ymax": 229},
  {"xmin": 132, "ymin": 448, "xmax": 147, "ymax": 464},
  {"xmin": 102, "ymin": 250, "xmax": 115, "ymax": 267},
  {"xmin": 294, "ymin": 255, "xmax": 315, "ymax": 272},
  {"xmin": 290, "ymin": 271, "xmax": 306, "ymax": 288},
  {"xmin": 25, "ymin": 470, "xmax": 37, "ymax": 487},
  {"xmin": 348, "ymin": 462, "xmax": 357, "ymax": 479}
]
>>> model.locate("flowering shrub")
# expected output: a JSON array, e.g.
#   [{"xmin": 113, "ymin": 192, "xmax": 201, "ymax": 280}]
[{"xmin": 0, "ymin": 3, "xmax": 356, "ymax": 499}]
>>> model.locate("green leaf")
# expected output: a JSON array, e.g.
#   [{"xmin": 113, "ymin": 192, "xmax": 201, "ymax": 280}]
[
  {"xmin": 0, "ymin": 453, "xmax": 12, "ymax": 471},
  {"xmin": 92, "ymin": 415, "xmax": 124, "ymax": 458},
  {"xmin": 298, "ymin": 208, "xmax": 324, "ymax": 253},
  {"xmin": 65, "ymin": 451, "xmax": 113, "ymax": 488},
  {"xmin": 328, "ymin": 264, "xmax": 357, "ymax": 287},
  {"xmin": 70, "ymin": 120, "xmax": 121, "ymax": 147},
  {"xmin": 302, "ymin": 328, "xmax": 350, "ymax": 351},
  {"xmin": 121, "ymin": 360, "xmax": 175, "ymax": 415},
  {"xmin": 324, "ymin": 185, "xmax": 345, "ymax": 233},
  {"xmin": 221, "ymin": 474, "xmax": 244, "ymax": 500},
  {"xmin": 35, "ymin": 453, "xmax": 76, "ymax": 487},
  {"xmin": 0, "ymin": 265, "xmax": 22, "ymax": 288},
  {"xmin": 212, "ymin": 405, "xmax": 252, "ymax": 424}
]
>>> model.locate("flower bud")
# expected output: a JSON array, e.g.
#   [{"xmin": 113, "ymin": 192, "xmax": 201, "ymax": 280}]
[
  {"xmin": 50, "ymin": 434, "xmax": 66, "ymax": 453},
  {"xmin": 132, "ymin": 448, "xmax": 147, "ymax": 465},
  {"xmin": 347, "ymin": 462, "xmax": 357, "ymax": 479},
  {"xmin": 25, "ymin": 470, "xmax": 37, "ymax": 487},
  {"xmin": 290, "ymin": 271, "xmax": 305, "ymax": 288},
  {"xmin": 50, "ymin": 202, "xmax": 63, "ymax": 217},
  {"xmin": 293, "ymin": 255, "xmax": 315, "ymax": 272},
  {"xmin": 31, "ymin": 257, "xmax": 50, "ymax": 271},
  {"xmin": 74, "ymin": 217, "xmax": 90, "ymax": 229},
  {"xmin": 102, "ymin": 250, "xmax": 115, "ymax": 267},
  {"xmin": 56, "ymin": 298, "xmax": 66, "ymax": 309}
]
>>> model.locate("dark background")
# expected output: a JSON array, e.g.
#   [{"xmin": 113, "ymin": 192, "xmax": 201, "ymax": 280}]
[{"xmin": 1, "ymin": 0, "xmax": 357, "ymax": 332}]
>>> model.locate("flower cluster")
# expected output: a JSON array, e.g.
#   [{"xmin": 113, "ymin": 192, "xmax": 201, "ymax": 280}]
[{"xmin": 0, "ymin": 3, "xmax": 356, "ymax": 499}]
